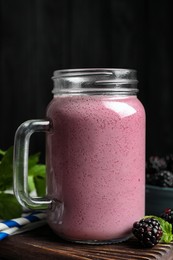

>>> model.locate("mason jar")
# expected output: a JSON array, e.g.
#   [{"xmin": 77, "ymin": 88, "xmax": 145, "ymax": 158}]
[{"xmin": 13, "ymin": 68, "xmax": 146, "ymax": 244}]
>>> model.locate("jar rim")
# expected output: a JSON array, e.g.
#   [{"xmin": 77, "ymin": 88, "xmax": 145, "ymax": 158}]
[
  {"xmin": 52, "ymin": 68, "xmax": 138, "ymax": 95},
  {"xmin": 52, "ymin": 68, "xmax": 137, "ymax": 78}
]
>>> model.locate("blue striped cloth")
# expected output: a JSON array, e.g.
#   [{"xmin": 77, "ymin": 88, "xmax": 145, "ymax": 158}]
[{"xmin": 0, "ymin": 212, "xmax": 46, "ymax": 240}]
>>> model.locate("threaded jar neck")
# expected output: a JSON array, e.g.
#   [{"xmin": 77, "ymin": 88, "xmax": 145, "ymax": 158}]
[{"xmin": 52, "ymin": 68, "xmax": 138, "ymax": 95}]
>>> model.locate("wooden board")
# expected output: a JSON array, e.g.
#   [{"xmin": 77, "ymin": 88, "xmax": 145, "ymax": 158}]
[{"xmin": 0, "ymin": 225, "xmax": 173, "ymax": 260}]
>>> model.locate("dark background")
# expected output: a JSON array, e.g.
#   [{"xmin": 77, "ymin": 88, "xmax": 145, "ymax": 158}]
[{"xmin": 0, "ymin": 0, "xmax": 173, "ymax": 158}]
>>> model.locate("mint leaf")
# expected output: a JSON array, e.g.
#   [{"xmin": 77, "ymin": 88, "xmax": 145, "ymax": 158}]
[
  {"xmin": 28, "ymin": 164, "xmax": 46, "ymax": 177},
  {"xmin": 0, "ymin": 193, "xmax": 23, "ymax": 219},
  {"xmin": 34, "ymin": 173, "xmax": 46, "ymax": 197},
  {"xmin": 28, "ymin": 175, "xmax": 36, "ymax": 193},
  {"xmin": 0, "ymin": 147, "xmax": 13, "ymax": 191},
  {"xmin": 28, "ymin": 164, "xmax": 46, "ymax": 194},
  {"xmin": 0, "ymin": 146, "xmax": 46, "ymax": 219},
  {"xmin": 28, "ymin": 153, "xmax": 40, "ymax": 170},
  {"xmin": 0, "ymin": 149, "xmax": 5, "ymax": 156},
  {"xmin": 157, "ymin": 217, "xmax": 173, "ymax": 243},
  {"xmin": 28, "ymin": 164, "xmax": 46, "ymax": 196}
]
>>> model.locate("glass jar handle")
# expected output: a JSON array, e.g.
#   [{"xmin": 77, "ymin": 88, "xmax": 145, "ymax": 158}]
[{"xmin": 13, "ymin": 119, "xmax": 52, "ymax": 210}]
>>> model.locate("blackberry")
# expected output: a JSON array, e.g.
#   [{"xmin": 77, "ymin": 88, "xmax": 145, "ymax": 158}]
[
  {"xmin": 155, "ymin": 171, "xmax": 173, "ymax": 187},
  {"xmin": 165, "ymin": 154, "xmax": 173, "ymax": 172},
  {"xmin": 132, "ymin": 217, "xmax": 163, "ymax": 247},
  {"xmin": 147, "ymin": 156, "xmax": 167, "ymax": 173},
  {"xmin": 161, "ymin": 208, "xmax": 173, "ymax": 225},
  {"xmin": 146, "ymin": 172, "xmax": 157, "ymax": 185},
  {"xmin": 146, "ymin": 170, "xmax": 173, "ymax": 187}
]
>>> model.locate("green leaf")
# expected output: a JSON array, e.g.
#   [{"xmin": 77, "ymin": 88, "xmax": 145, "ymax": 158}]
[
  {"xmin": 28, "ymin": 164, "xmax": 46, "ymax": 195},
  {"xmin": 34, "ymin": 173, "xmax": 46, "ymax": 197},
  {"xmin": 0, "ymin": 149, "xmax": 6, "ymax": 156},
  {"xmin": 28, "ymin": 164, "xmax": 46, "ymax": 193},
  {"xmin": 28, "ymin": 164, "xmax": 46, "ymax": 177},
  {"xmin": 28, "ymin": 175, "xmax": 36, "ymax": 193},
  {"xmin": 0, "ymin": 193, "xmax": 23, "ymax": 219},
  {"xmin": 145, "ymin": 215, "xmax": 173, "ymax": 243},
  {"xmin": 157, "ymin": 217, "xmax": 173, "ymax": 243},
  {"xmin": 28, "ymin": 153, "xmax": 40, "ymax": 171},
  {"xmin": 0, "ymin": 146, "xmax": 13, "ymax": 191},
  {"xmin": 0, "ymin": 146, "xmax": 46, "ymax": 219}
]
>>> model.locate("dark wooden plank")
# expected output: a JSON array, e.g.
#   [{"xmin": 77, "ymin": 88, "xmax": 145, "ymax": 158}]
[{"xmin": 0, "ymin": 225, "xmax": 173, "ymax": 260}]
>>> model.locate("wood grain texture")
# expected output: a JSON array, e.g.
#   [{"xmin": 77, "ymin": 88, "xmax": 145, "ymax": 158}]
[{"xmin": 0, "ymin": 225, "xmax": 173, "ymax": 260}]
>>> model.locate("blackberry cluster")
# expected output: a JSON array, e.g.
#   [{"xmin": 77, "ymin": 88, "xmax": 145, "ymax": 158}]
[
  {"xmin": 161, "ymin": 208, "xmax": 173, "ymax": 225},
  {"xmin": 132, "ymin": 218, "xmax": 163, "ymax": 247},
  {"xmin": 146, "ymin": 154, "xmax": 173, "ymax": 187},
  {"xmin": 147, "ymin": 156, "xmax": 167, "ymax": 173}
]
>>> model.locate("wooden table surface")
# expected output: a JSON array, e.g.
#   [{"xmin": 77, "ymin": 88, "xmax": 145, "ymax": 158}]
[{"xmin": 0, "ymin": 225, "xmax": 173, "ymax": 260}]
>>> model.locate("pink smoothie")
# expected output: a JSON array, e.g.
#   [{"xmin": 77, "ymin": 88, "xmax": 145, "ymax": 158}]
[{"xmin": 46, "ymin": 94, "xmax": 145, "ymax": 242}]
